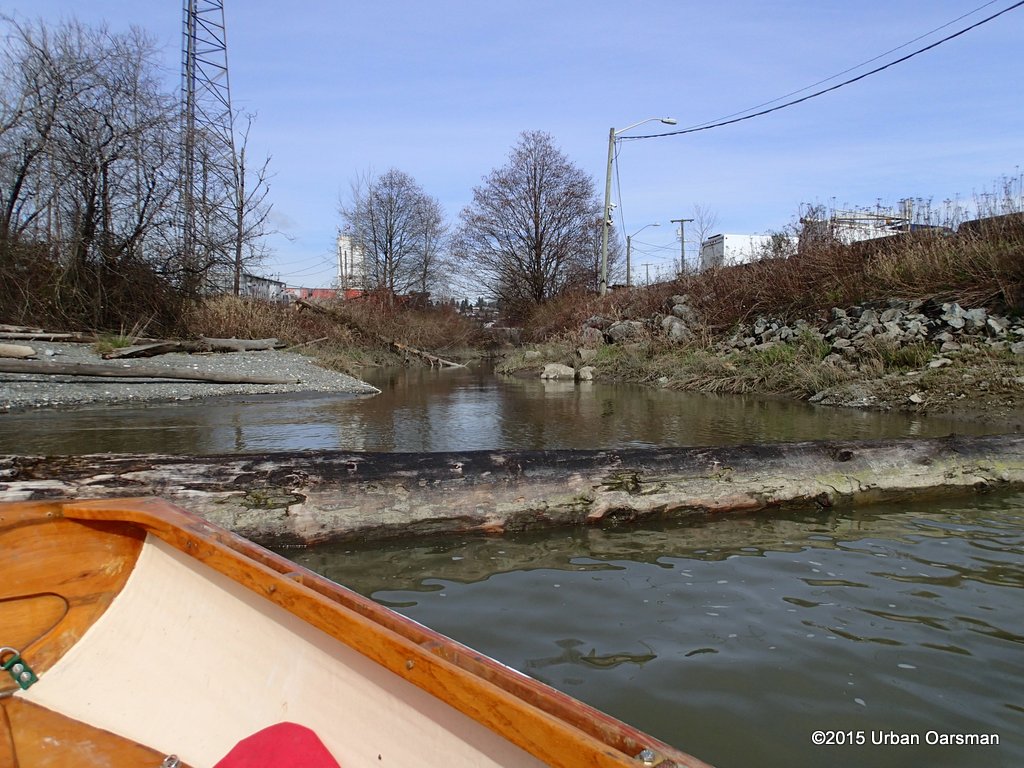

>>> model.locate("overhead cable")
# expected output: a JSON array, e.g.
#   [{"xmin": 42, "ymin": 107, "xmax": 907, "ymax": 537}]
[{"xmin": 622, "ymin": 0, "xmax": 1024, "ymax": 141}]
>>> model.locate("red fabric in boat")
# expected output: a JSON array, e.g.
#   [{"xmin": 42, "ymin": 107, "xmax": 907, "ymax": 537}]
[{"xmin": 213, "ymin": 722, "xmax": 341, "ymax": 768}]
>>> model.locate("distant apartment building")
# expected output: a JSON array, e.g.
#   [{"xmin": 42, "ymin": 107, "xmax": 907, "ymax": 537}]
[
  {"xmin": 239, "ymin": 272, "xmax": 287, "ymax": 302},
  {"xmin": 204, "ymin": 267, "xmax": 286, "ymax": 302},
  {"xmin": 699, "ymin": 234, "xmax": 794, "ymax": 271},
  {"xmin": 337, "ymin": 233, "xmax": 366, "ymax": 291}
]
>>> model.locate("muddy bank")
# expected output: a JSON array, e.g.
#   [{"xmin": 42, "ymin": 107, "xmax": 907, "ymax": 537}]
[{"xmin": 2, "ymin": 433, "xmax": 1022, "ymax": 546}]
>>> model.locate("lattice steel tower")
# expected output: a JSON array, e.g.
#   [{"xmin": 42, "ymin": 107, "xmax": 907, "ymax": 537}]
[{"xmin": 180, "ymin": 0, "xmax": 239, "ymax": 294}]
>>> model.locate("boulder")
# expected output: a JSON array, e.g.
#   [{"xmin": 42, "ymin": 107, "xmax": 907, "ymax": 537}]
[
  {"xmin": 606, "ymin": 320, "xmax": 645, "ymax": 343},
  {"xmin": 661, "ymin": 315, "xmax": 693, "ymax": 342},
  {"xmin": 941, "ymin": 302, "xmax": 966, "ymax": 330},
  {"xmin": 582, "ymin": 315, "xmax": 613, "ymax": 330},
  {"xmin": 580, "ymin": 326, "xmax": 604, "ymax": 348},
  {"xmin": 962, "ymin": 308, "xmax": 988, "ymax": 332},
  {"xmin": 987, "ymin": 316, "xmax": 1010, "ymax": 337},
  {"xmin": 671, "ymin": 303, "xmax": 698, "ymax": 324},
  {"xmin": 540, "ymin": 363, "xmax": 575, "ymax": 380}
]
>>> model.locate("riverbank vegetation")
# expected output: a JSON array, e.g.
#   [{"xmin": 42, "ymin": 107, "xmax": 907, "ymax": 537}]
[{"xmin": 499, "ymin": 214, "xmax": 1024, "ymax": 417}]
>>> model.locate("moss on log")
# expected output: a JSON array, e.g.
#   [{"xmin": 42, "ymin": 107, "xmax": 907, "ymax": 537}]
[{"xmin": 1, "ymin": 434, "xmax": 1022, "ymax": 546}]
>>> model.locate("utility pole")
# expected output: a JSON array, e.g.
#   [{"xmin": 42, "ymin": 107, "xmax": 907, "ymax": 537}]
[
  {"xmin": 625, "ymin": 223, "xmax": 659, "ymax": 289},
  {"xmin": 642, "ymin": 263, "xmax": 652, "ymax": 285},
  {"xmin": 670, "ymin": 218, "xmax": 693, "ymax": 276},
  {"xmin": 625, "ymin": 235, "xmax": 633, "ymax": 288}
]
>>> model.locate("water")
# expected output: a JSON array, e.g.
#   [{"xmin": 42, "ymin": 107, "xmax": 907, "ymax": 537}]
[
  {"xmin": 0, "ymin": 363, "xmax": 1008, "ymax": 454},
  {"xmin": 5, "ymin": 363, "xmax": 1021, "ymax": 764},
  {"xmin": 284, "ymin": 493, "xmax": 1024, "ymax": 768}
]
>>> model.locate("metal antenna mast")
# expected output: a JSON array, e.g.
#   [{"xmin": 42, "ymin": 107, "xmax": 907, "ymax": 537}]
[{"xmin": 180, "ymin": 0, "xmax": 239, "ymax": 294}]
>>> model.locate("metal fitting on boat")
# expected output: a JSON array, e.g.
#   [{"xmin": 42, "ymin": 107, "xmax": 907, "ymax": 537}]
[{"xmin": 0, "ymin": 647, "xmax": 38, "ymax": 690}]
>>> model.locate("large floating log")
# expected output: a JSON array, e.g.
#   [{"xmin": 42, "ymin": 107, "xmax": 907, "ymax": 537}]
[
  {"xmin": 0, "ymin": 359, "xmax": 297, "ymax": 384},
  {"xmin": 1, "ymin": 434, "xmax": 1021, "ymax": 546}
]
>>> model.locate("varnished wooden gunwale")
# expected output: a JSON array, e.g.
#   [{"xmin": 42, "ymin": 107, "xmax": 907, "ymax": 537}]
[{"xmin": 2, "ymin": 497, "xmax": 711, "ymax": 768}]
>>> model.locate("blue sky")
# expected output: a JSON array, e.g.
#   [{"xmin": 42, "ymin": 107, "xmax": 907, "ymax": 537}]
[{"xmin": 10, "ymin": 1, "xmax": 1023, "ymax": 290}]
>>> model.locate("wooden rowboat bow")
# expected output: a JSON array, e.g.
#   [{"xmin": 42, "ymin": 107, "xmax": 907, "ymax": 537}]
[{"xmin": 0, "ymin": 497, "xmax": 712, "ymax": 767}]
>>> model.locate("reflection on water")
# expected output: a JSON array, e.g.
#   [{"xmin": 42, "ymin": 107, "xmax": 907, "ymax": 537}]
[
  {"xmin": 0, "ymin": 363, "xmax": 1010, "ymax": 454},
  {"xmin": 284, "ymin": 492, "xmax": 1024, "ymax": 768}
]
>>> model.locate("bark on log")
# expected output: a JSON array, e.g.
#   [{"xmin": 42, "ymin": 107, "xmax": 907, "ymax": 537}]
[
  {"xmin": 0, "ymin": 359, "xmax": 297, "ymax": 384},
  {"xmin": 1, "ymin": 434, "xmax": 1021, "ymax": 547}
]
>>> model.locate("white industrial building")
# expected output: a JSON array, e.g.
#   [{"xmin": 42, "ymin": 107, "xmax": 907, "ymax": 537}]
[
  {"xmin": 698, "ymin": 234, "xmax": 793, "ymax": 271},
  {"xmin": 336, "ymin": 233, "xmax": 366, "ymax": 291}
]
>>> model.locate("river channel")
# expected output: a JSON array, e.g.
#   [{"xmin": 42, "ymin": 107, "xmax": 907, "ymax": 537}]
[
  {"xmin": 0, "ymin": 362, "xmax": 1006, "ymax": 454},
  {"xmin": 6, "ymin": 364, "xmax": 1022, "ymax": 766}
]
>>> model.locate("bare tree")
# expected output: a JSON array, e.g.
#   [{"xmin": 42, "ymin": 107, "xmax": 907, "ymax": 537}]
[
  {"xmin": 340, "ymin": 168, "xmax": 447, "ymax": 300},
  {"xmin": 0, "ymin": 18, "xmax": 182, "ymax": 327},
  {"xmin": 452, "ymin": 131, "xmax": 600, "ymax": 318},
  {"xmin": 229, "ymin": 113, "xmax": 274, "ymax": 295},
  {"xmin": 689, "ymin": 203, "xmax": 718, "ymax": 271}
]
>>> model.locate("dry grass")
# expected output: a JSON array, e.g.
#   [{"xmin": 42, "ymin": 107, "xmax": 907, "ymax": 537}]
[
  {"xmin": 661, "ymin": 333, "xmax": 848, "ymax": 396},
  {"xmin": 182, "ymin": 295, "xmax": 487, "ymax": 373},
  {"xmin": 185, "ymin": 296, "xmax": 352, "ymax": 346},
  {"xmin": 333, "ymin": 297, "xmax": 486, "ymax": 352}
]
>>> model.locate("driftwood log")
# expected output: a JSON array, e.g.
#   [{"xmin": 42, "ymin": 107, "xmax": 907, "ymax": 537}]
[
  {"xmin": 103, "ymin": 337, "xmax": 282, "ymax": 359},
  {"xmin": 295, "ymin": 298, "xmax": 464, "ymax": 368},
  {"xmin": 2, "ymin": 434, "xmax": 1021, "ymax": 546},
  {"xmin": 0, "ymin": 344, "xmax": 35, "ymax": 359},
  {"xmin": 0, "ymin": 332, "xmax": 97, "ymax": 343},
  {"xmin": 391, "ymin": 341, "xmax": 465, "ymax": 368},
  {"xmin": 0, "ymin": 358, "xmax": 297, "ymax": 385}
]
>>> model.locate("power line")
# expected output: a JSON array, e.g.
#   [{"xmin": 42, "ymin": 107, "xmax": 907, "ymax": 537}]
[
  {"xmin": 623, "ymin": 0, "xmax": 1024, "ymax": 141},
  {"xmin": 682, "ymin": 0, "xmax": 1003, "ymax": 131}
]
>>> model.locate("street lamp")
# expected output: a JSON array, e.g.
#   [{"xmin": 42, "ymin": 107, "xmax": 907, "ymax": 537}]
[
  {"xmin": 625, "ymin": 223, "xmax": 660, "ymax": 288},
  {"xmin": 600, "ymin": 116, "xmax": 677, "ymax": 296}
]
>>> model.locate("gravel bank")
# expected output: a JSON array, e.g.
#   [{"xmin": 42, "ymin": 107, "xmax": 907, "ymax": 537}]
[{"xmin": 0, "ymin": 342, "xmax": 379, "ymax": 413}]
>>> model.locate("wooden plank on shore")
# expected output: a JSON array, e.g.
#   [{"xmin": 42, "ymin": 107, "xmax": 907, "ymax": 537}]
[
  {"xmin": 0, "ymin": 359, "xmax": 297, "ymax": 384},
  {"xmin": 2, "ymin": 434, "xmax": 1021, "ymax": 546}
]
